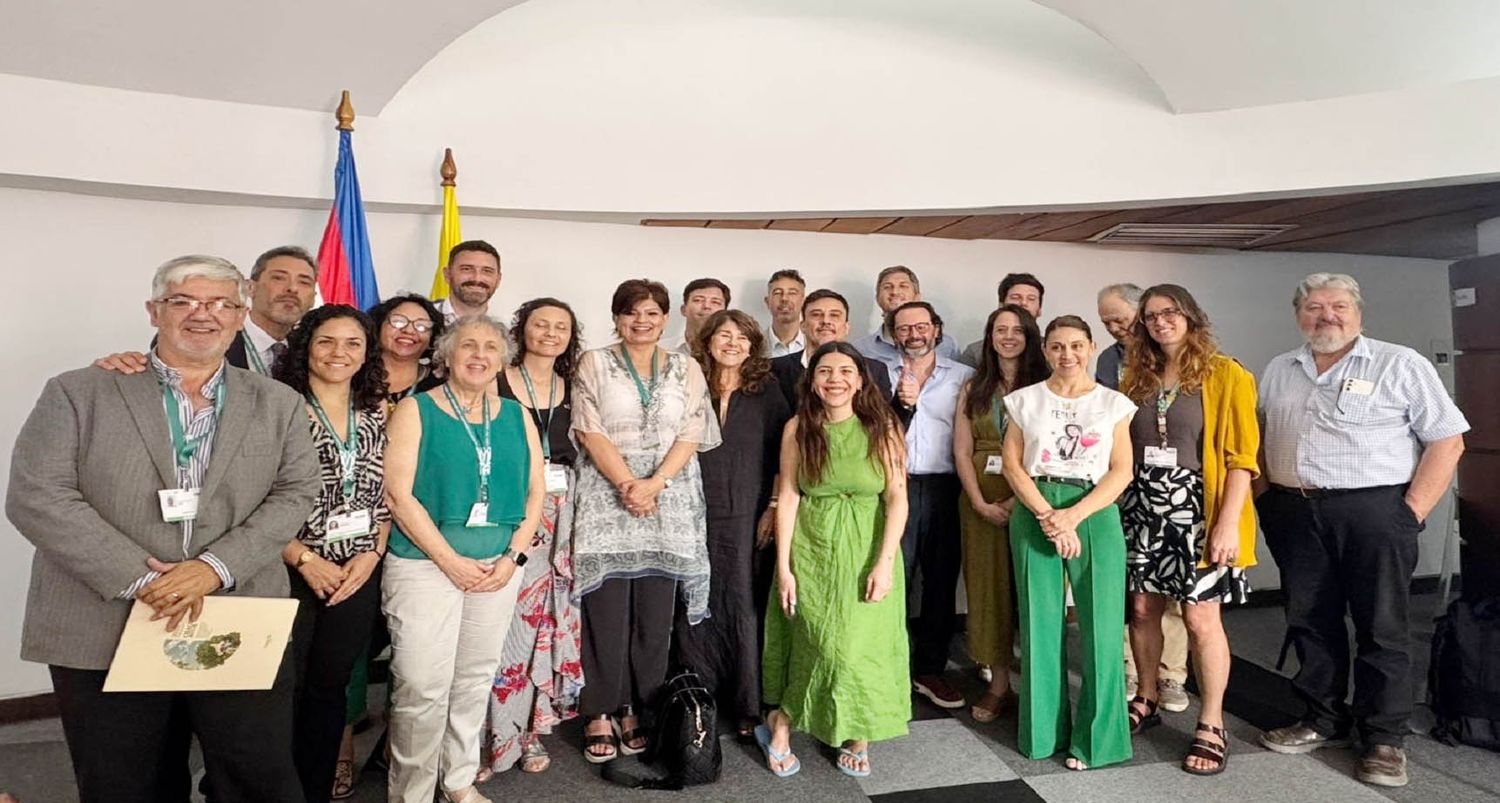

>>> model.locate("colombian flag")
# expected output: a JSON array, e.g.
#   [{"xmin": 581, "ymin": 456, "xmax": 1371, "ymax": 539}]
[
  {"xmin": 429, "ymin": 169, "xmax": 462, "ymax": 301},
  {"xmin": 316, "ymin": 128, "xmax": 381, "ymax": 309}
]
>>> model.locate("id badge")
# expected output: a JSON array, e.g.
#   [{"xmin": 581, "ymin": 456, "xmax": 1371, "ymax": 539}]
[
  {"xmin": 466, "ymin": 502, "xmax": 491, "ymax": 528},
  {"xmin": 158, "ymin": 488, "xmax": 200, "ymax": 523},
  {"xmin": 983, "ymin": 455, "xmax": 1004, "ymax": 475},
  {"xmin": 1343, "ymin": 378, "xmax": 1375, "ymax": 396},
  {"xmin": 326, "ymin": 510, "xmax": 372, "ymax": 541},
  {"xmin": 1144, "ymin": 446, "xmax": 1178, "ymax": 468},
  {"xmin": 544, "ymin": 463, "xmax": 569, "ymax": 494}
]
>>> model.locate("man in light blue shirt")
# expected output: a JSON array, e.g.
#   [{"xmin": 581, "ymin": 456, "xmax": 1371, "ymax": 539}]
[
  {"xmin": 1254, "ymin": 273, "xmax": 1467, "ymax": 789},
  {"xmin": 856, "ymin": 265, "xmax": 960, "ymax": 365},
  {"xmin": 884, "ymin": 300, "xmax": 974, "ymax": 710}
]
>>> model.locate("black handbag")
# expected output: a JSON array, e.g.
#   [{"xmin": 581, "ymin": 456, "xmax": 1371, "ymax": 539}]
[
  {"xmin": 1429, "ymin": 597, "xmax": 1500, "ymax": 752},
  {"xmin": 601, "ymin": 670, "xmax": 723, "ymax": 790}
]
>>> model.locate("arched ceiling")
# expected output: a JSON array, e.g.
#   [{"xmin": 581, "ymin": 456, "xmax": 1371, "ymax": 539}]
[
  {"xmin": 0, "ymin": 0, "xmax": 525, "ymax": 112},
  {"xmin": 2, "ymin": 1, "xmax": 1499, "ymax": 114},
  {"xmin": 1038, "ymin": 0, "xmax": 1500, "ymax": 112}
]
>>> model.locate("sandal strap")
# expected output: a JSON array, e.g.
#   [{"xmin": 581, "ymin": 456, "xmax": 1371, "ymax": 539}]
[
  {"xmin": 1187, "ymin": 740, "xmax": 1227, "ymax": 761},
  {"xmin": 1195, "ymin": 721, "xmax": 1228, "ymax": 739},
  {"xmin": 585, "ymin": 733, "xmax": 617, "ymax": 747}
]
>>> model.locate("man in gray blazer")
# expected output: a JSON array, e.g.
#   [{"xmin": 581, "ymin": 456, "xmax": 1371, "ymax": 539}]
[{"xmin": 7, "ymin": 255, "xmax": 319, "ymax": 803}]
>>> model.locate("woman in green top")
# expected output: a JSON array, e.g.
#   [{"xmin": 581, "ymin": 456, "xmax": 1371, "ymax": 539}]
[
  {"xmin": 760, "ymin": 342, "xmax": 910, "ymax": 779},
  {"xmin": 383, "ymin": 315, "xmax": 545, "ymax": 803},
  {"xmin": 953, "ymin": 304, "xmax": 1048, "ymax": 722}
]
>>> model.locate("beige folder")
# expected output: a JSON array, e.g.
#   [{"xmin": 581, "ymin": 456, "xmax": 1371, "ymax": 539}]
[{"xmin": 103, "ymin": 597, "xmax": 298, "ymax": 692}]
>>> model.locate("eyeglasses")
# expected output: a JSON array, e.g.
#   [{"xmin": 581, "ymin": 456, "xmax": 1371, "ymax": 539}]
[
  {"xmin": 893, "ymin": 322, "xmax": 934, "ymax": 336},
  {"xmin": 387, "ymin": 314, "xmax": 435, "ymax": 334},
  {"xmin": 1141, "ymin": 307, "xmax": 1184, "ymax": 325},
  {"xmin": 154, "ymin": 296, "xmax": 244, "ymax": 315}
]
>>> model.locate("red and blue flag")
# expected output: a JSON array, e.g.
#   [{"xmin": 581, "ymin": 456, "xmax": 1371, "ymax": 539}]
[{"xmin": 316, "ymin": 129, "xmax": 380, "ymax": 309}]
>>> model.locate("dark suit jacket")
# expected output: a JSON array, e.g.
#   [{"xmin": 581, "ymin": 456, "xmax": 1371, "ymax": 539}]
[
  {"xmin": 7, "ymin": 365, "xmax": 320, "ymax": 669},
  {"xmin": 770, "ymin": 351, "xmax": 897, "ymax": 415}
]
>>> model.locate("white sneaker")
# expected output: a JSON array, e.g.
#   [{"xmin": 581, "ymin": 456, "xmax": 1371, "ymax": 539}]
[{"xmin": 1158, "ymin": 678, "xmax": 1190, "ymax": 712}]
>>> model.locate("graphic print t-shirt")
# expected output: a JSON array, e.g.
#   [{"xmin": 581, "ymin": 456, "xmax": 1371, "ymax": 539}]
[{"xmin": 1003, "ymin": 382, "xmax": 1138, "ymax": 482}]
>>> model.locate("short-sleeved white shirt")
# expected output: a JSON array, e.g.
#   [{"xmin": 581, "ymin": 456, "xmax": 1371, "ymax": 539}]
[{"xmin": 1003, "ymin": 382, "xmax": 1137, "ymax": 482}]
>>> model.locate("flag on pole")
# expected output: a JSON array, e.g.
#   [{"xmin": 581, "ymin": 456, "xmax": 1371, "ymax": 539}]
[
  {"xmin": 430, "ymin": 148, "xmax": 462, "ymax": 301},
  {"xmin": 316, "ymin": 91, "xmax": 380, "ymax": 309}
]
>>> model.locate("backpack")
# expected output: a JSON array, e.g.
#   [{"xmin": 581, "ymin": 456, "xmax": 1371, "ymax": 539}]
[
  {"xmin": 601, "ymin": 670, "xmax": 723, "ymax": 790},
  {"xmin": 1428, "ymin": 597, "xmax": 1500, "ymax": 751}
]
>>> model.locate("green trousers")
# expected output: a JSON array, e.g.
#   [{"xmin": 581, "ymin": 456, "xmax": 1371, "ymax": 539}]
[{"xmin": 1010, "ymin": 481, "xmax": 1131, "ymax": 768}]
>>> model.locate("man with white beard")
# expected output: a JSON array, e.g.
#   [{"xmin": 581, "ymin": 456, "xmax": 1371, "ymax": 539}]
[
  {"xmin": 1254, "ymin": 273, "xmax": 1467, "ymax": 789},
  {"xmin": 885, "ymin": 301, "xmax": 974, "ymax": 710}
]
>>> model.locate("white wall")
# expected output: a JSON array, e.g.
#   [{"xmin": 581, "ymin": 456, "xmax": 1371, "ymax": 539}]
[
  {"xmin": 5, "ymin": 0, "xmax": 1500, "ymax": 214},
  {"xmin": 0, "ymin": 185, "xmax": 1457, "ymax": 697}
]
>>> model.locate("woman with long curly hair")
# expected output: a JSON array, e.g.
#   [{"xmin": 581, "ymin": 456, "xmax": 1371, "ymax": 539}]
[
  {"xmin": 952, "ymin": 304, "xmax": 1048, "ymax": 721},
  {"xmin": 677, "ymin": 309, "xmax": 792, "ymax": 737},
  {"xmin": 1117, "ymin": 285, "xmax": 1259, "ymax": 776},
  {"xmin": 480, "ymin": 298, "xmax": 586, "ymax": 776},
  {"xmin": 270, "ymin": 304, "xmax": 391, "ymax": 803},
  {"xmin": 759, "ymin": 342, "xmax": 909, "ymax": 779}
]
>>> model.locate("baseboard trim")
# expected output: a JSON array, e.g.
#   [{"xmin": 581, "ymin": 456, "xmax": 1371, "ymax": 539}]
[{"xmin": 0, "ymin": 692, "xmax": 57, "ymax": 725}]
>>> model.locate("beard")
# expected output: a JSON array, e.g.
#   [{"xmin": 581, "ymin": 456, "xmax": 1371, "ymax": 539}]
[
  {"xmin": 1307, "ymin": 329, "xmax": 1357, "ymax": 354},
  {"xmin": 454, "ymin": 281, "xmax": 494, "ymax": 307},
  {"xmin": 901, "ymin": 339, "xmax": 934, "ymax": 359}
]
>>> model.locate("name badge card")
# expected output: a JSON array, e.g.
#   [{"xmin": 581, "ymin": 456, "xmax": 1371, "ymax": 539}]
[
  {"xmin": 158, "ymin": 488, "xmax": 200, "ymax": 523},
  {"xmin": 544, "ymin": 463, "xmax": 569, "ymax": 494},
  {"xmin": 1343, "ymin": 378, "xmax": 1375, "ymax": 396},
  {"xmin": 466, "ymin": 502, "xmax": 491, "ymax": 528},
  {"xmin": 1144, "ymin": 446, "xmax": 1178, "ymax": 468},
  {"xmin": 984, "ymin": 455, "xmax": 1005, "ymax": 475},
  {"xmin": 325, "ymin": 510, "xmax": 372, "ymax": 541}
]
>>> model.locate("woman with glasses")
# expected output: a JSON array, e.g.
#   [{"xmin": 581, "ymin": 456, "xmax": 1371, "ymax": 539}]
[
  {"xmin": 952, "ymin": 304, "xmax": 1047, "ymax": 722},
  {"xmin": 479, "ymin": 298, "xmax": 586, "ymax": 776},
  {"xmin": 383, "ymin": 315, "xmax": 545, "ymax": 803},
  {"xmin": 1002, "ymin": 315, "xmax": 1137, "ymax": 771},
  {"xmin": 570, "ymin": 279, "xmax": 720, "ymax": 763},
  {"xmin": 269, "ymin": 304, "xmax": 391, "ymax": 803},
  {"xmin": 371, "ymin": 294, "xmax": 447, "ymax": 409},
  {"xmin": 1118, "ymin": 285, "xmax": 1258, "ymax": 776}
]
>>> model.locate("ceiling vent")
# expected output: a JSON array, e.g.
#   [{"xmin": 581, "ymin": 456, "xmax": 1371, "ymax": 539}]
[{"xmin": 1088, "ymin": 222, "xmax": 1297, "ymax": 248}]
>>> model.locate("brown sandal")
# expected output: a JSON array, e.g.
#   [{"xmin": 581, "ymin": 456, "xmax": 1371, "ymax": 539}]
[
  {"xmin": 330, "ymin": 758, "xmax": 355, "ymax": 800},
  {"xmin": 1182, "ymin": 721, "xmax": 1229, "ymax": 776},
  {"xmin": 1128, "ymin": 695, "xmax": 1161, "ymax": 734},
  {"xmin": 970, "ymin": 690, "xmax": 1016, "ymax": 723}
]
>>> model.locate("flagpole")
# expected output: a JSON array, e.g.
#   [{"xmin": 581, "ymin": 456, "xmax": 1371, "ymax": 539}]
[
  {"xmin": 441, "ymin": 147, "xmax": 457, "ymax": 186},
  {"xmin": 432, "ymin": 148, "xmax": 462, "ymax": 300},
  {"xmin": 336, "ymin": 90, "xmax": 355, "ymax": 131}
]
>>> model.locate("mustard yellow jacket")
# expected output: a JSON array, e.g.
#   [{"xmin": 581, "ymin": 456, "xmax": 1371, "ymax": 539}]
[{"xmin": 1198, "ymin": 355, "xmax": 1261, "ymax": 568}]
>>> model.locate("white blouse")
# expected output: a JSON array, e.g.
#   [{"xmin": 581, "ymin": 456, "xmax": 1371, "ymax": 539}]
[{"xmin": 1003, "ymin": 382, "xmax": 1136, "ymax": 482}]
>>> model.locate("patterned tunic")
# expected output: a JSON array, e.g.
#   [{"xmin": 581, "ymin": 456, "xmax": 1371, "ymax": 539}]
[{"xmin": 295, "ymin": 403, "xmax": 390, "ymax": 563}]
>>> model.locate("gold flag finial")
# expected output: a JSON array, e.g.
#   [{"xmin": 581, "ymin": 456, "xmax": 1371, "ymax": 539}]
[
  {"xmin": 335, "ymin": 90, "xmax": 355, "ymax": 131},
  {"xmin": 440, "ymin": 148, "xmax": 457, "ymax": 187}
]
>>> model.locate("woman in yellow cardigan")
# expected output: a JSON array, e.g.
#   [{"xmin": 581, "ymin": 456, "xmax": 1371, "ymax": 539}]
[{"xmin": 1118, "ymin": 284, "xmax": 1259, "ymax": 777}]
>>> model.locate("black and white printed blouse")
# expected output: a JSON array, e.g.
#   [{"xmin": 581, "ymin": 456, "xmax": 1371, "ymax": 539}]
[{"xmin": 296, "ymin": 403, "xmax": 391, "ymax": 563}]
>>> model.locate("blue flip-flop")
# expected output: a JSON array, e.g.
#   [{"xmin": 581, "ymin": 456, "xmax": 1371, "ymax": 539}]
[
  {"xmin": 754, "ymin": 723, "xmax": 801, "ymax": 778},
  {"xmin": 837, "ymin": 746, "xmax": 871, "ymax": 778}
]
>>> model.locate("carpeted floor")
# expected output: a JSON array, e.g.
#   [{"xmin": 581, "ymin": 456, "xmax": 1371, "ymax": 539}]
[{"xmin": 3, "ymin": 592, "xmax": 1496, "ymax": 802}]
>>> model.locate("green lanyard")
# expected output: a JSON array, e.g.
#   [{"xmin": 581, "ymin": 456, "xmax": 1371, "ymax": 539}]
[
  {"xmin": 989, "ymin": 395, "xmax": 1009, "ymax": 441},
  {"xmin": 518, "ymin": 366, "xmax": 557, "ymax": 462},
  {"xmin": 243, "ymin": 332, "xmax": 269, "ymax": 375},
  {"xmin": 620, "ymin": 347, "xmax": 659, "ymax": 409},
  {"xmin": 443, "ymin": 383, "xmax": 492, "ymax": 503},
  {"xmin": 161, "ymin": 380, "xmax": 225, "ymax": 472},
  {"xmin": 307, "ymin": 394, "xmax": 359, "ymax": 502},
  {"xmin": 1155, "ymin": 384, "xmax": 1180, "ymax": 448}
]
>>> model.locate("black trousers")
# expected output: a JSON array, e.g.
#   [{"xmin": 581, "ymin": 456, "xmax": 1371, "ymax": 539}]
[
  {"xmin": 287, "ymin": 564, "xmax": 383, "ymax": 803},
  {"xmin": 902, "ymin": 473, "xmax": 963, "ymax": 677},
  {"xmin": 579, "ymin": 575, "xmax": 677, "ymax": 716},
  {"xmin": 51, "ymin": 651, "xmax": 304, "ymax": 803},
  {"xmin": 1257, "ymin": 484, "xmax": 1421, "ymax": 746}
]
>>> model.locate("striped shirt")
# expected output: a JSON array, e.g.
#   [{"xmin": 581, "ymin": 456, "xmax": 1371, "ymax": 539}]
[
  {"xmin": 119, "ymin": 353, "xmax": 235, "ymax": 598},
  {"xmin": 1257, "ymin": 335, "xmax": 1469, "ymax": 489}
]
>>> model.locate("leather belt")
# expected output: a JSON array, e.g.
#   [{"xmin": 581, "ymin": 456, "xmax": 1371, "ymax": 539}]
[
  {"xmin": 1271, "ymin": 483, "xmax": 1373, "ymax": 499},
  {"xmin": 1034, "ymin": 476, "xmax": 1094, "ymax": 490}
]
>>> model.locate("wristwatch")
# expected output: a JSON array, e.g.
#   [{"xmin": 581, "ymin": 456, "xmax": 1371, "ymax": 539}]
[
  {"xmin": 504, "ymin": 548, "xmax": 529, "ymax": 567},
  {"xmin": 296, "ymin": 549, "xmax": 316, "ymax": 568}
]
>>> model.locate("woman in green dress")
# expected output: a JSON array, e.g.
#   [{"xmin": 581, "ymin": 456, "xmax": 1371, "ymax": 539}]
[
  {"xmin": 953, "ymin": 304, "xmax": 1048, "ymax": 721},
  {"xmin": 760, "ymin": 342, "xmax": 910, "ymax": 779}
]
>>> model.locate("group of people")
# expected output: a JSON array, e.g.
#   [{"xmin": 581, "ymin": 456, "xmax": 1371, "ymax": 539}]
[{"xmin": 6, "ymin": 241, "xmax": 1467, "ymax": 803}]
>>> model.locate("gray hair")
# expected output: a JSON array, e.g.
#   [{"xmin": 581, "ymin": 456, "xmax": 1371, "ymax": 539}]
[
  {"xmin": 432, "ymin": 315, "xmax": 509, "ymax": 368},
  {"xmin": 250, "ymin": 245, "xmax": 318, "ymax": 280},
  {"xmin": 1097, "ymin": 282, "xmax": 1143, "ymax": 306},
  {"xmin": 1293, "ymin": 273, "xmax": 1363, "ymax": 310},
  {"xmin": 151, "ymin": 255, "xmax": 248, "ymax": 303}
]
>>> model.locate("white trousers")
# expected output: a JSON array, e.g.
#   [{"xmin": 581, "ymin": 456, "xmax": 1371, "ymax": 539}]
[{"xmin": 382, "ymin": 556, "xmax": 520, "ymax": 803}]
